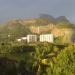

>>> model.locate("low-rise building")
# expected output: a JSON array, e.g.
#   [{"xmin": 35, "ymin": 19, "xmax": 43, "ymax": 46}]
[
  {"xmin": 27, "ymin": 35, "xmax": 37, "ymax": 43},
  {"xmin": 39, "ymin": 34, "xmax": 53, "ymax": 43},
  {"xmin": 21, "ymin": 37, "xmax": 27, "ymax": 40},
  {"xmin": 17, "ymin": 34, "xmax": 54, "ymax": 43},
  {"xmin": 17, "ymin": 39, "xmax": 22, "ymax": 42}
]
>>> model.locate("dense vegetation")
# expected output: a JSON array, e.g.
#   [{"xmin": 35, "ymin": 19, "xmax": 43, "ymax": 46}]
[
  {"xmin": 0, "ymin": 14, "xmax": 75, "ymax": 75},
  {"xmin": 0, "ymin": 22, "xmax": 31, "ymax": 41},
  {"xmin": 0, "ymin": 41, "xmax": 75, "ymax": 75}
]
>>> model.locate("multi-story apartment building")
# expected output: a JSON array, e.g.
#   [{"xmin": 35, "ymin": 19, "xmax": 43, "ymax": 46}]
[
  {"xmin": 26, "ymin": 35, "xmax": 37, "ymax": 43},
  {"xmin": 39, "ymin": 34, "xmax": 53, "ymax": 43},
  {"xmin": 17, "ymin": 34, "xmax": 54, "ymax": 43}
]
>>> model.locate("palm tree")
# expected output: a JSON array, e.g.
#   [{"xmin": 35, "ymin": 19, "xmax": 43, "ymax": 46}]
[{"xmin": 33, "ymin": 42, "xmax": 54, "ymax": 75}]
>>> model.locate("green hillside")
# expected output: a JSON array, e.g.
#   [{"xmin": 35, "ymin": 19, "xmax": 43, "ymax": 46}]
[
  {"xmin": 0, "ymin": 21, "xmax": 31, "ymax": 41},
  {"xmin": 0, "ymin": 14, "xmax": 75, "ymax": 43}
]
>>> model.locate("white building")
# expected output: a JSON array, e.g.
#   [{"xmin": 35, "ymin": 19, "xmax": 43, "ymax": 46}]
[
  {"xmin": 17, "ymin": 34, "xmax": 54, "ymax": 43},
  {"xmin": 39, "ymin": 34, "xmax": 53, "ymax": 43},
  {"xmin": 21, "ymin": 37, "xmax": 27, "ymax": 40},
  {"xmin": 17, "ymin": 39, "xmax": 22, "ymax": 42},
  {"xmin": 27, "ymin": 35, "xmax": 37, "ymax": 43}
]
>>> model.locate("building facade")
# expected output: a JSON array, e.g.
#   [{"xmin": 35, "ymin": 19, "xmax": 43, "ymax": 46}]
[
  {"xmin": 39, "ymin": 34, "xmax": 53, "ymax": 43},
  {"xmin": 27, "ymin": 35, "xmax": 37, "ymax": 43},
  {"xmin": 17, "ymin": 34, "xmax": 54, "ymax": 43}
]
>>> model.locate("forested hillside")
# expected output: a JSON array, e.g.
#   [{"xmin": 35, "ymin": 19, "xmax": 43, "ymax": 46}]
[{"xmin": 0, "ymin": 14, "xmax": 75, "ymax": 43}]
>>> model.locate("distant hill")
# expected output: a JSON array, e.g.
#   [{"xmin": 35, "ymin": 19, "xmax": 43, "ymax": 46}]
[
  {"xmin": 39, "ymin": 14, "xmax": 55, "ymax": 23},
  {"xmin": 55, "ymin": 16, "xmax": 70, "ymax": 24},
  {"xmin": 39, "ymin": 14, "xmax": 70, "ymax": 24},
  {"xmin": 0, "ymin": 14, "xmax": 75, "ymax": 43},
  {"xmin": 0, "ymin": 21, "xmax": 31, "ymax": 41}
]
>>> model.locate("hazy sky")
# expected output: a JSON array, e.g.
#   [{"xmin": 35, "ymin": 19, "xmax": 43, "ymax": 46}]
[{"xmin": 0, "ymin": 0, "xmax": 75, "ymax": 23}]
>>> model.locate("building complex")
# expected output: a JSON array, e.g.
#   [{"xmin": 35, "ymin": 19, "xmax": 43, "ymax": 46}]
[{"xmin": 17, "ymin": 34, "xmax": 54, "ymax": 43}]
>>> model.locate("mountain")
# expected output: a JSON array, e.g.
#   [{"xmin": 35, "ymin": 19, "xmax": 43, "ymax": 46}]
[
  {"xmin": 56, "ymin": 16, "xmax": 70, "ymax": 24},
  {"xmin": 39, "ymin": 14, "xmax": 70, "ymax": 24},
  {"xmin": 0, "ymin": 14, "xmax": 74, "ymax": 43},
  {"xmin": 38, "ymin": 14, "xmax": 55, "ymax": 24},
  {"xmin": 39, "ymin": 14, "xmax": 55, "ymax": 20}
]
